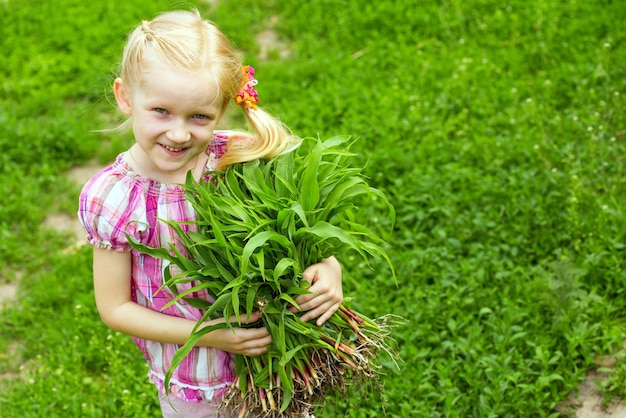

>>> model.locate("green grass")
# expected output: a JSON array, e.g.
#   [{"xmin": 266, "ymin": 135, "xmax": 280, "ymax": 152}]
[{"xmin": 1, "ymin": 0, "xmax": 625, "ymax": 416}]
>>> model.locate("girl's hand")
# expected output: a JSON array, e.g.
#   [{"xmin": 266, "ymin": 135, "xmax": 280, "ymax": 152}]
[
  {"xmin": 203, "ymin": 311, "xmax": 272, "ymax": 356},
  {"xmin": 293, "ymin": 256, "xmax": 343, "ymax": 326}
]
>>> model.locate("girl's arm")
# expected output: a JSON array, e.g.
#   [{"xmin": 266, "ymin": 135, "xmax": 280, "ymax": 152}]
[
  {"xmin": 293, "ymin": 256, "xmax": 343, "ymax": 326},
  {"xmin": 93, "ymin": 247, "xmax": 272, "ymax": 356}
]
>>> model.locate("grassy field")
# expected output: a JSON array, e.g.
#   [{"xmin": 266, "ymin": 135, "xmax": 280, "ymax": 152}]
[{"xmin": 1, "ymin": 0, "xmax": 626, "ymax": 416}]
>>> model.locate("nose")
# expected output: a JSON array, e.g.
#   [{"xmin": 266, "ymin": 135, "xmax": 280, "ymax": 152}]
[{"xmin": 165, "ymin": 120, "xmax": 191, "ymax": 143}]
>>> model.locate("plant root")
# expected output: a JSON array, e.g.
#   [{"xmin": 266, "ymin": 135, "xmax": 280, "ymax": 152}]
[{"xmin": 218, "ymin": 320, "xmax": 401, "ymax": 418}]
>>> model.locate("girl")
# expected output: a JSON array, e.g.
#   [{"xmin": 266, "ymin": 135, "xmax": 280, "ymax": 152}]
[{"xmin": 78, "ymin": 9, "xmax": 342, "ymax": 418}]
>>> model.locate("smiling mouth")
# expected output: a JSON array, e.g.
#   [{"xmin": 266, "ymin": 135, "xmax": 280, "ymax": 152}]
[{"xmin": 163, "ymin": 145, "xmax": 185, "ymax": 152}]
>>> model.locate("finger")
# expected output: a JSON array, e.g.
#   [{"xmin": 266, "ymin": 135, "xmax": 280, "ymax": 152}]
[
  {"xmin": 231, "ymin": 330, "xmax": 272, "ymax": 354},
  {"xmin": 301, "ymin": 283, "xmax": 337, "ymax": 307},
  {"xmin": 301, "ymin": 266, "xmax": 318, "ymax": 284},
  {"xmin": 245, "ymin": 344, "xmax": 270, "ymax": 356},
  {"xmin": 314, "ymin": 303, "xmax": 340, "ymax": 326},
  {"xmin": 302, "ymin": 299, "xmax": 341, "ymax": 325},
  {"xmin": 242, "ymin": 310, "xmax": 262, "ymax": 323},
  {"xmin": 293, "ymin": 293, "xmax": 315, "ymax": 310},
  {"xmin": 230, "ymin": 310, "xmax": 262, "ymax": 324},
  {"xmin": 295, "ymin": 294, "xmax": 325, "ymax": 314},
  {"xmin": 245, "ymin": 332, "xmax": 272, "ymax": 347},
  {"xmin": 294, "ymin": 279, "xmax": 330, "ymax": 306},
  {"xmin": 236, "ymin": 340, "xmax": 269, "ymax": 356},
  {"xmin": 246, "ymin": 335, "xmax": 273, "ymax": 356},
  {"xmin": 299, "ymin": 301, "xmax": 331, "ymax": 323},
  {"xmin": 241, "ymin": 326, "xmax": 271, "ymax": 340}
]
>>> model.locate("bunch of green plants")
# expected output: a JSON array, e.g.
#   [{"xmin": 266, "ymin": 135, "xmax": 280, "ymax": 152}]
[{"xmin": 128, "ymin": 136, "xmax": 401, "ymax": 416}]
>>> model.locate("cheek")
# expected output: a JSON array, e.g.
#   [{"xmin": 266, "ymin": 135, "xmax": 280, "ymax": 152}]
[
  {"xmin": 136, "ymin": 116, "xmax": 166, "ymax": 137},
  {"xmin": 190, "ymin": 124, "xmax": 217, "ymax": 142}
]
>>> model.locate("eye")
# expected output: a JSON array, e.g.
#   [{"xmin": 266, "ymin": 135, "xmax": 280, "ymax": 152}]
[
  {"xmin": 154, "ymin": 108, "xmax": 168, "ymax": 114},
  {"xmin": 192, "ymin": 114, "xmax": 217, "ymax": 124}
]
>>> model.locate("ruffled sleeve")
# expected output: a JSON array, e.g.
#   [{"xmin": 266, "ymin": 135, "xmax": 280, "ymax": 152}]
[
  {"xmin": 77, "ymin": 158, "xmax": 149, "ymax": 252},
  {"xmin": 208, "ymin": 130, "xmax": 229, "ymax": 161}
]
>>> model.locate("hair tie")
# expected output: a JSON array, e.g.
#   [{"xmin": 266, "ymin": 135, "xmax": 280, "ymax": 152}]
[
  {"xmin": 141, "ymin": 20, "xmax": 155, "ymax": 40},
  {"xmin": 234, "ymin": 66, "xmax": 259, "ymax": 110}
]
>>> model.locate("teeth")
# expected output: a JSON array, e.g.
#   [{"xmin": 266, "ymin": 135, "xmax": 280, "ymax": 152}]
[{"xmin": 164, "ymin": 145, "xmax": 183, "ymax": 152}]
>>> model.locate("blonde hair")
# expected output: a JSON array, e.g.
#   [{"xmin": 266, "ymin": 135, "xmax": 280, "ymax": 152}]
[{"xmin": 118, "ymin": 9, "xmax": 299, "ymax": 170}]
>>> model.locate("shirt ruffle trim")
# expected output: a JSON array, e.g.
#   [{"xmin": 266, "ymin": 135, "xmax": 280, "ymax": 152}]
[
  {"xmin": 148, "ymin": 370, "xmax": 233, "ymax": 403},
  {"xmin": 87, "ymin": 236, "xmax": 132, "ymax": 252}
]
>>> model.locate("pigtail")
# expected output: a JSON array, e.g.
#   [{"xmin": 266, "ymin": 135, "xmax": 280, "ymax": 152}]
[
  {"xmin": 216, "ymin": 107, "xmax": 299, "ymax": 170},
  {"xmin": 216, "ymin": 65, "xmax": 300, "ymax": 170}
]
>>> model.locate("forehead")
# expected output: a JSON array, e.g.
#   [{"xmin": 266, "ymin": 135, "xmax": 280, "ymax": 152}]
[{"xmin": 136, "ymin": 62, "xmax": 224, "ymax": 109}]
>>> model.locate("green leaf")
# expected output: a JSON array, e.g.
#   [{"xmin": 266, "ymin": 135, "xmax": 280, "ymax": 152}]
[
  {"xmin": 126, "ymin": 233, "xmax": 176, "ymax": 263},
  {"xmin": 299, "ymin": 139, "xmax": 322, "ymax": 211},
  {"xmin": 299, "ymin": 221, "xmax": 369, "ymax": 260},
  {"xmin": 322, "ymin": 135, "xmax": 354, "ymax": 148},
  {"xmin": 205, "ymin": 292, "xmax": 233, "ymax": 319},
  {"xmin": 246, "ymin": 284, "xmax": 258, "ymax": 320},
  {"xmin": 223, "ymin": 168, "xmax": 249, "ymax": 202},
  {"xmin": 288, "ymin": 201, "xmax": 309, "ymax": 228},
  {"xmin": 286, "ymin": 286, "xmax": 312, "ymax": 296},
  {"xmin": 161, "ymin": 281, "xmax": 219, "ymax": 310},
  {"xmin": 273, "ymin": 258, "xmax": 297, "ymax": 284},
  {"xmin": 278, "ymin": 344, "xmax": 309, "ymax": 367},
  {"xmin": 183, "ymin": 297, "xmax": 212, "ymax": 310},
  {"xmin": 221, "ymin": 275, "xmax": 248, "ymax": 293},
  {"xmin": 319, "ymin": 177, "xmax": 368, "ymax": 218},
  {"xmin": 273, "ymin": 151, "xmax": 296, "ymax": 196},
  {"xmin": 167, "ymin": 241, "xmax": 199, "ymax": 273},
  {"xmin": 278, "ymin": 293, "xmax": 300, "ymax": 309},
  {"xmin": 241, "ymin": 231, "xmax": 296, "ymax": 274},
  {"xmin": 278, "ymin": 365, "xmax": 293, "ymax": 412}
]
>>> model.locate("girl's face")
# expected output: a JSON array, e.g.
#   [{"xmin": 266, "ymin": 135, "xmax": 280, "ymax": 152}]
[{"xmin": 114, "ymin": 62, "xmax": 225, "ymax": 184}]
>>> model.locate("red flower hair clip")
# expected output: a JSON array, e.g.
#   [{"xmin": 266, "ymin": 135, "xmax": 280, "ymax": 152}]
[{"xmin": 234, "ymin": 65, "xmax": 259, "ymax": 110}]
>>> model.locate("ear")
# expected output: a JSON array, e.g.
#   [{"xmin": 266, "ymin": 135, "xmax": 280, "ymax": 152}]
[{"xmin": 113, "ymin": 78, "xmax": 132, "ymax": 115}]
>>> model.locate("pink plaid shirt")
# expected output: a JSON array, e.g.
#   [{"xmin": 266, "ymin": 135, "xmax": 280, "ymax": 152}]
[{"xmin": 78, "ymin": 131, "xmax": 235, "ymax": 402}]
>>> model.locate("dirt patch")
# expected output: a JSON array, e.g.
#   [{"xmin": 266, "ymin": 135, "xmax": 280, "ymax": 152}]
[
  {"xmin": 0, "ymin": 283, "xmax": 19, "ymax": 312},
  {"xmin": 0, "ymin": 342, "xmax": 24, "ymax": 383},
  {"xmin": 555, "ymin": 354, "xmax": 626, "ymax": 418},
  {"xmin": 67, "ymin": 159, "xmax": 104, "ymax": 186},
  {"xmin": 0, "ymin": 269, "xmax": 22, "ymax": 312},
  {"xmin": 44, "ymin": 213, "xmax": 87, "ymax": 244},
  {"xmin": 42, "ymin": 160, "xmax": 106, "ymax": 253},
  {"xmin": 559, "ymin": 373, "xmax": 626, "ymax": 417},
  {"xmin": 256, "ymin": 15, "xmax": 292, "ymax": 61},
  {"xmin": 573, "ymin": 372, "xmax": 626, "ymax": 417}
]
